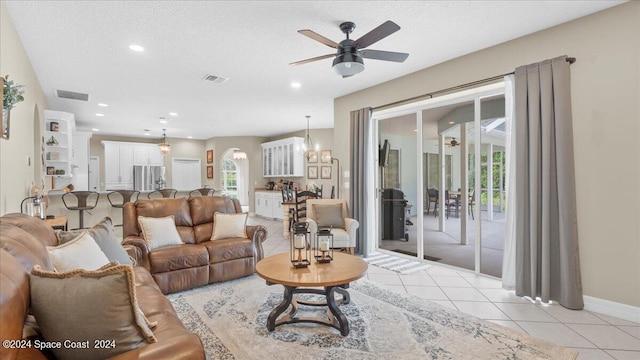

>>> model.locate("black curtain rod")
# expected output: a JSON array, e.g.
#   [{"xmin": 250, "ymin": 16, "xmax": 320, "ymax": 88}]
[{"xmin": 372, "ymin": 57, "xmax": 576, "ymax": 111}]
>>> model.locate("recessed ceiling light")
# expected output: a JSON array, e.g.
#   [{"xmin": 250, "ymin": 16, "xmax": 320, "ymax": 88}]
[
  {"xmin": 96, "ymin": 113, "xmax": 104, "ymax": 117},
  {"xmin": 92, "ymin": 128, "xmax": 99, "ymax": 132},
  {"xmin": 290, "ymin": 82, "xmax": 301, "ymax": 88},
  {"xmin": 129, "ymin": 44, "xmax": 144, "ymax": 52},
  {"xmin": 169, "ymin": 112, "xmax": 178, "ymax": 116},
  {"xmin": 97, "ymin": 103, "xmax": 108, "ymax": 107},
  {"xmin": 448, "ymin": 121, "xmax": 455, "ymax": 124},
  {"xmin": 159, "ymin": 120, "xmax": 167, "ymax": 124},
  {"xmin": 143, "ymin": 129, "xmax": 151, "ymax": 136},
  {"xmin": 187, "ymin": 136, "xmax": 193, "ymax": 139}
]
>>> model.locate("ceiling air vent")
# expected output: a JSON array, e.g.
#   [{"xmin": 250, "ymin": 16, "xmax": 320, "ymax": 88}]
[
  {"xmin": 203, "ymin": 74, "xmax": 228, "ymax": 84},
  {"xmin": 56, "ymin": 89, "xmax": 89, "ymax": 101}
]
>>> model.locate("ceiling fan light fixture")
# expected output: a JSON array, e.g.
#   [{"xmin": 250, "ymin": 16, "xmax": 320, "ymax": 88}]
[{"xmin": 332, "ymin": 52, "xmax": 364, "ymax": 76}]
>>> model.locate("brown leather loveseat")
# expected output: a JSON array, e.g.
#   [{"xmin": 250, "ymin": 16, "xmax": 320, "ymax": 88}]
[
  {"xmin": 123, "ymin": 196, "xmax": 267, "ymax": 294},
  {"xmin": 0, "ymin": 213, "xmax": 205, "ymax": 360}
]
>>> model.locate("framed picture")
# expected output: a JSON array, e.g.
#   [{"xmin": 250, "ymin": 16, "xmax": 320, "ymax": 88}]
[
  {"xmin": 206, "ymin": 165, "xmax": 213, "ymax": 179},
  {"xmin": 320, "ymin": 150, "xmax": 332, "ymax": 163},
  {"xmin": 307, "ymin": 166, "xmax": 318, "ymax": 179},
  {"xmin": 307, "ymin": 150, "xmax": 318, "ymax": 163},
  {"xmin": 206, "ymin": 149, "xmax": 214, "ymax": 164},
  {"xmin": 321, "ymin": 165, "xmax": 332, "ymax": 179}
]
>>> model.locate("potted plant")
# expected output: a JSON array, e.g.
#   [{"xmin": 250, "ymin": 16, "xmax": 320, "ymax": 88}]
[{"xmin": 2, "ymin": 75, "xmax": 26, "ymax": 140}]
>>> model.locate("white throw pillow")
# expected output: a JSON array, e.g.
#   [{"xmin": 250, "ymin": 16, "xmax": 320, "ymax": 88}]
[
  {"xmin": 211, "ymin": 212, "xmax": 248, "ymax": 240},
  {"xmin": 138, "ymin": 215, "xmax": 184, "ymax": 250},
  {"xmin": 47, "ymin": 231, "xmax": 110, "ymax": 271}
]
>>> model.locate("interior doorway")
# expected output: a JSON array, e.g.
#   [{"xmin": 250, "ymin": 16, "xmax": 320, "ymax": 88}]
[{"xmin": 89, "ymin": 156, "xmax": 100, "ymax": 191}]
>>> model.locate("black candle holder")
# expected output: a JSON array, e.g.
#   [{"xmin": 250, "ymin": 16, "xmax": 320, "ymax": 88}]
[
  {"xmin": 314, "ymin": 226, "xmax": 334, "ymax": 263},
  {"xmin": 290, "ymin": 222, "xmax": 310, "ymax": 268}
]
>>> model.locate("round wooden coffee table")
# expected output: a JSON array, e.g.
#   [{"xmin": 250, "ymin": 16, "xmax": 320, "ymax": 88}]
[{"xmin": 255, "ymin": 252, "xmax": 368, "ymax": 336}]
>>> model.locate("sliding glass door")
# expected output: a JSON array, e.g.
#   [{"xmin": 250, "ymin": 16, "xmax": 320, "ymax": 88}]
[{"xmin": 372, "ymin": 83, "xmax": 507, "ymax": 277}]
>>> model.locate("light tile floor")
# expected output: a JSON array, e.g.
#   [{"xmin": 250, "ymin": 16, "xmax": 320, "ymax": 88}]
[{"xmin": 250, "ymin": 216, "xmax": 640, "ymax": 360}]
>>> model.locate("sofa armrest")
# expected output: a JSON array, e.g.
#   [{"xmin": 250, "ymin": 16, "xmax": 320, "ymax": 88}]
[
  {"xmin": 344, "ymin": 218, "xmax": 359, "ymax": 248},
  {"xmin": 122, "ymin": 236, "xmax": 151, "ymax": 271},
  {"xmin": 246, "ymin": 225, "xmax": 267, "ymax": 262},
  {"xmin": 305, "ymin": 219, "xmax": 319, "ymax": 246},
  {"xmin": 123, "ymin": 244, "xmax": 141, "ymax": 266}
]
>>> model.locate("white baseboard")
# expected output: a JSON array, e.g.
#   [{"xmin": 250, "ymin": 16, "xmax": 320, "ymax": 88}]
[{"xmin": 583, "ymin": 295, "xmax": 640, "ymax": 323}]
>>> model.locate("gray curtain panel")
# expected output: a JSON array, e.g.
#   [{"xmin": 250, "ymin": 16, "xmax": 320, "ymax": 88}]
[
  {"xmin": 514, "ymin": 56, "xmax": 583, "ymax": 309},
  {"xmin": 349, "ymin": 107, "xmax": 373, "ymax": 256}
]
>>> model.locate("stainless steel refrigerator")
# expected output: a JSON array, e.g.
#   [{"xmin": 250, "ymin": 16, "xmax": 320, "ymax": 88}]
[{"xmin": 133, "ymin": 165, "xmax": 166, "ymax": 191}]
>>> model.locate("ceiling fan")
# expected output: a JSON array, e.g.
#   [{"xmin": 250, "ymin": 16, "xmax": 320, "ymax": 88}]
[
  {"xmin": 290, "ymin": 20, "xmax": 409, "ymax": 77},
  {"xmin": 446, "ymin": 138, "xmax": 460, "ymax": 147}
]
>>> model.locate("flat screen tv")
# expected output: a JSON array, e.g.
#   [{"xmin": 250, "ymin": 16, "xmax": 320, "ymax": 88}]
[{"xmin": 379, "ymin": 139, "xmax": 390, "ymax": 167}]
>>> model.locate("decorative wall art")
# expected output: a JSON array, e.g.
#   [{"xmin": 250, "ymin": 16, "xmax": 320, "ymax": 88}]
[
  {"xmin": 320, "ymin": 150, "xmax": 332, "ymax": 163},
  {"xmin": 307, "ymin": 150, "xmax": 318, "ymax": 163},
  {"xmin": 321, "ymin": 165, "xmax": 332, "ymax": 179},
  {"xmin": 207, "ymin": 166, "xmax": 213, "ymax": 179},
  {"xmin": 206, "ymin": 150, "xmax": 214, "ymax": 164},
  {"xmin": 307, "ymin": 166, "xmax": 318, "ymax": 179}
]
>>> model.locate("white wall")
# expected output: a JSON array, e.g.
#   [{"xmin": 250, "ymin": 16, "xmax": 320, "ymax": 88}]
[{"xmin": 334, "ymin": 3, "xmax": 640, "ymax": 307}]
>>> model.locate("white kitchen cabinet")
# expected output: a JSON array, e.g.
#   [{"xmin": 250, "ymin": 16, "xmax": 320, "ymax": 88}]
[
  {"xmin": 44, "ymin": 110, "xmax": 75, "ymax": 178},
  {"xmin": 261, "ymin": 137, "xmax": 304, "ymax": 178},
  {"xmin": 254, "ymin": 191, "xmax": 284, "ymax": 220},
  {"xmin": 103, "ymin": 141, "xmax": 134, "ymax": 189},
  {"xmin": 133, "ymin": 144, "xmax": 164, "ymax": 166}
]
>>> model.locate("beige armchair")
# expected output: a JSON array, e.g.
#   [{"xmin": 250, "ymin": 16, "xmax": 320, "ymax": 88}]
[{"xmin": 305, "ymin": 199, "xmax": 359, "ymax": 254}]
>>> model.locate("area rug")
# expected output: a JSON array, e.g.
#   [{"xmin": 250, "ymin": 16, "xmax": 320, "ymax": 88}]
[
  {"xmin": 167, "ymin": 275, "xmax": 578, "ymax": 360},
  {"xmin": 364, "ymin": 251, "xmax": 430, "ymax": 274}
]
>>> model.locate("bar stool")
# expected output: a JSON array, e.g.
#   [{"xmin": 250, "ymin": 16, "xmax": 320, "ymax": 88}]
[
  {"xmin": 107, "ymin": 190, "xmax": 140, "ymax": 226},
  {"xmin": 61, "ymin": 191, "xmax": 99, "ymax": 229},
  {"xmin": 188, "ymin": 188, "xmax": 215, "ymax": 198},
  {"xmin": 147, "ymin": 189, "xmax": 177, "ymax": 199}
]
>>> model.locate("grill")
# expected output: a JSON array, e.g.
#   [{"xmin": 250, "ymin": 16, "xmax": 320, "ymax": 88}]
[{"xmin": 381, "ymin": 188, "xmax": 410, "ymax": 241}]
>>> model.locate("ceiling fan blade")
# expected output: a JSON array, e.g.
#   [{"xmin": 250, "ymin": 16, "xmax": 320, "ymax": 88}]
[
  {"xmin": 353, "ymin": 20, "xmax": 400, "ymax": 49},
  {"xmin": 298, "ymin": 29, "xmax": 339, "ymax": 48},
  {"xmin": 361, "ymin": 49, "xmax": 409, "ymax": 62},
  {"xmin": 289, "ymin": 53, "xmax": 335, "ymax": 66},
  {"xmin": 342, "ymin": 74, "xmax": 353, "ymax": 78}
]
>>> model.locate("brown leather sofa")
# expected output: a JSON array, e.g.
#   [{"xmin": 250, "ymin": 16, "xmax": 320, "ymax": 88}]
[
  {"xmin": 0, "ymin": 213, "xmax": 205, "ymax": 360},
  {"xmin": 123, "ymin": 196, "xmax": 267, "ymax": 294}
]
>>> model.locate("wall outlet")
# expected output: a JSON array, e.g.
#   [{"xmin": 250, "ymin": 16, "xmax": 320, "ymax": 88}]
[{"xmin": 343, "ymin": 170, "xmax": 350, "ymax": 178}]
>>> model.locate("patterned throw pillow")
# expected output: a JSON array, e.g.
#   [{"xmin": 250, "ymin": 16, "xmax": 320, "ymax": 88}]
[
  {"xmin": 30, "ymin": 262, "xmax": 157, "ymax": 360},
  {"xmin": 210, "ymin": 212, "xmax": 248, "ymax": 240}
]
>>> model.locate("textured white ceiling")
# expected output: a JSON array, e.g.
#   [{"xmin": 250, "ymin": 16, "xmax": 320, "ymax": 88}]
[{"xmin": 4, "ymin": 1, "xmax": 623, "ymax": 139}]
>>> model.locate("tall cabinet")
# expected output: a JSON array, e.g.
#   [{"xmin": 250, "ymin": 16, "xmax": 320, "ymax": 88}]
[
  {"xmin": 44, "ymin": 110, "xmax": 75, "ymax": 178},
  {"xmin": 102, "ymin": 141, "xmax": 134, "ymax": 190},
  {"xmin": 262, "ymin": 137, "xmax": 304, "ymax": 177}
]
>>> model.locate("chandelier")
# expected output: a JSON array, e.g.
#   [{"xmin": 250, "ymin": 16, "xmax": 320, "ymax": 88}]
[
  {"xmin": 233, "ymin": 150, "xmax": 247, "ymax": 160},
  {"xmin": 304, "ymin": 115, "xmax": 318, "ymax": 160},
  {"xmin": 158, "ymin": 129, "xmax": 171, "ymax": 155}
]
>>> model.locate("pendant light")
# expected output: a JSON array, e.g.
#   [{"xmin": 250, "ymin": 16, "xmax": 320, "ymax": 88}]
[
  {"xmin": 233, "ymin": 150, "xmax": 247, "ymax": 160},
  {"xmin": 158, "ymin": 129, "xmax": 171, "ymax": 155},
  {"xmin": 304, "ymin": 115, "xmax": 319, "ymax": 161}
]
